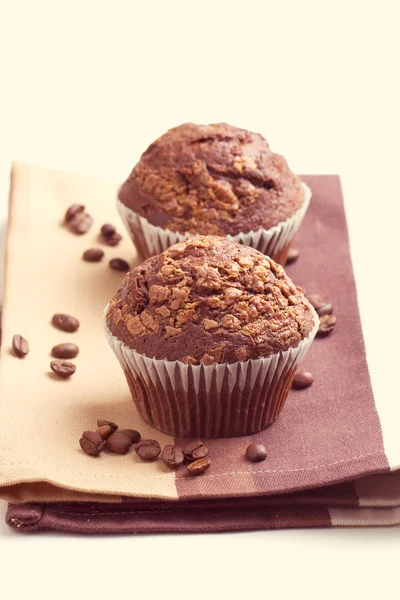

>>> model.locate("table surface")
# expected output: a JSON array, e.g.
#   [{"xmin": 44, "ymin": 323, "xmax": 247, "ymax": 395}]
[{"xmin": 0, "ymin": 0, "xmax": 399, "ymax": 598}]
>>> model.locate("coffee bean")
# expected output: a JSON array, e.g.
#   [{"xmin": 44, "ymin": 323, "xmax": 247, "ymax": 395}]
[
  {"xmin": 50, "ymin": 359, "xmax": 76, "ymax": 378},
  {"xmin": 51, "ymin": 313, "xmax": 80, "ymax": 333},
  {"xmin": 119, "ymin": 429, "xmax": 141, "ymax": 443},
  {"xmin": 97, "ymin": 419, "xmax": 118, "ymax": 432},
  {"xmin": 286, "ymin": 247, "xmax": 300, "ymax": 265},
  {"xmin": 12, "ymin": 334, "xmax": 29, "ymax": 358},
  {"xmin": 183, "ymin": 440, "xmax": 209, "ymax": 462},
  {"xmin": 51, "ymin": 343, "xmax": 79, "ymax": 359},
  {"xmin": 135, "ymin": 439, "xmax": 161, "ymax": 461},
  {"xmin": 317, "ymin": 303, "xmax": 333, "ymax": 317},
  {"xmin": 187, "ymin": 456, "xmax": 211, "ymax": 476},
  {"xmin": 161, "ymin": 445, "xmax": 184, "ymax": 469},
  {"xmin": 245, "ymin": 443, "xmax": 267, "ymax": 462},
  {"xmin": 79, "ymin": 431, "xmax": 105, "ymax": 456},
  {"xmin": 317, "ymin": 314, "xmax": 336, "ymax": 337},
  {"xmin": 104, "ymin": 232, "xmax": 122, "ymax": 247},
  {"xmin": 65, "ymin": 204, "xmax": 85, "ymax": 223},
  {"xmin": 109, "ymin": 258, "xmax": 129, "ymax": 272},
  {"xmin": 96, "ymin": 425, "xmax": 114, "ymax": 440},
  {"xmin": 101, "ymin": 223, "xmax": 116, "ymax": 237},
  {"xmin": 83, "ymin": 248, "xmax": 104, "ymax": 262},
  {"xmin": 307, "ymin": 293, "xmax": 334, "ymax": 316},
  {"xmin": 306, "ymin": 294, "xmax": 325, "ymax": 311},
  {"xmin": 69, "ymin": 212, "xmax": 93, "ymax": 234},
  {"xmin": 105, "ymin": 431, "xmax": 133, "ymax": 454},
  {"xmin": 292, "ymin": 371, "xmax": 314, "ymax": 390}
]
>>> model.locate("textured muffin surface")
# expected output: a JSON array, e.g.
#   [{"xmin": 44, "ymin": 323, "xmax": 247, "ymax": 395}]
[
  {"xmin": 106, "ymin": 237, "xmax": 314, "ymax": 364},
  {"xmin": 118, "ymin": 122, "xmax": 304, "ymax": 236}
]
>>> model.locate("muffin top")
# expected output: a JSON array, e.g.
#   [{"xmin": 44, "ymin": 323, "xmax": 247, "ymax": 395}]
[
  {"xmin": 118, "ymin": 123, "xmax": 304, "ymax": 236},
  {"xmin": 106, "ymin": 237, "xmax": 314, "ymax": 364}
]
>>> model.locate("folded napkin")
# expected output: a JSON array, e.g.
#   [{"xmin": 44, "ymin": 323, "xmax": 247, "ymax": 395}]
[{"xmin": 1, "ymin": 164, "xmax": 399, "ymax": 533}]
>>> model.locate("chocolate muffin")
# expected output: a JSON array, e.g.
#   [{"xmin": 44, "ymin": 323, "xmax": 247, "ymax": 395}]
[
  {"xmin": 105, "ymin": 237, "xmax": 318, "ymax": 438},
  {"xmin": 117, "ymin": 123, "xmax": 311, "ymax": 264}
]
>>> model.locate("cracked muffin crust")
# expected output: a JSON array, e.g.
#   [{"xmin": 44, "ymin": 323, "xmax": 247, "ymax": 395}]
[
  {"xmin": 118, "ymin": 122, "xmax": 304, "ymax": 236},
  {"xmin": 106, "ymin": 236, "xmax": 314, "ymax": 364}
]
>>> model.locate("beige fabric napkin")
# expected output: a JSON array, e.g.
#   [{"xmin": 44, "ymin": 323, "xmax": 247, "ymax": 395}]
[
  {"xmin": 1, "ymin": 163, "xmax": 399, "ymax": 536},
  {"xmin": 0, "ymin": 162, "xmax": 178, "ymax": 502}
]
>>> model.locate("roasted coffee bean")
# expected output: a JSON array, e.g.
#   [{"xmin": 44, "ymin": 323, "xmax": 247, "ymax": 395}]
[
  {"xmin": 69, "ymin": 212, "xmax": 93, "ymax": 235},
  {"xmin": 51, "ymin": 313, "xmax": 80, "ymax": 332},
  {"xmin": 119, "ymin": 429, "xmax": 141, "ymax": 443},
  {"xmin": 50, "ymin": 359, "xmax": 76, "ymax": 378},
  {"xmin": 101, "ymin": 223, "xmax": 116, "ymax": 237},
  {"xmin": 183, "ymin": 440, "xmax": 209, "ymax": 462},
  {"xmin": 83, "ymin": 248, "xmax": 104, "ymax": 262},
  {"xmin": 292, "ymin": 371, "xmax": 314, "ymax": 390},
  {"xmin": 286, "ymin": 247, "xmax": 300, "ymax": 265},
  {"xmin": 79, "ymin": 431, "xmax": 105, "ymax": 456},
  {"xmin": 65, "ymin": 204, "xmax": 85, "ymax": 223},
  {"xmin": 317, "ymin": 303, "xmax": 333, "ymax": 317},
  {"xmin": 12, "ymin": 334, "xmax": 29, "ymax": 358},
  {"xmin": 317, "ymin": 314, "xmax": 336, "ymax": 337},
  {"xmin": 51, "ymin": 343, "xmax": 79, "ymax": 359},
  {"xmin": 109, "ymin": 258, "xmax": 129, "ymax": 272},
  {"xmin": 306, "ymin": 293, "xmax": 333, "ymax": 315},
  {"xmin": 135, "ymin": 439, "xmax": 161, "ymax": 461},
  {"xmin": 97, "ymin": 419, "xmax": 118, "ymax": 432},
  {"xmin": 161, "ymin": 445, "xmax": 184, "ymax": 469},
  {"xmin": 187, "ymin": 456, "xmax": 211, "ymax": 476},
  {"xmin": 245, "ymin": 443, "xmax": 267, "ymax": 462},
  {"xmin": 105, "ymin": 431, "xmax": 133, "ymax": 454},
  {"xmin": 96, "ymin": 425, "xmax": 114, "ymax": 440},
  {"xmin": 104, "ymin": 232, "xmax": 122, "ymax": 247},
  {"xmin": 306, "ymin": 294, "xmax": 325, "ymax": 310}
]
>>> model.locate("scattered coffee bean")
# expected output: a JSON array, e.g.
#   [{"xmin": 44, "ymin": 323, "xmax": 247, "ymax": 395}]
[
  {"xmin": 286, "ymin": 247, "xmax": 300, "ymax": 265},
  {"xmin": 245, "ymin": 443, "xmax": 267, "ymax": 462},
  {"xmin": 306, "ymin": 294, "xmax": 325, "ymax": 310},
  {"xmin": 51, "ymin": 343, "xmax": 79, "ymax": 359},
  {"xmin": 183, "ymin": 440, "xmax": 209, "ymax": 462},
  {"xmin": 50, "ymin": 359, "xmax": 76, "ymax": 378},
  {"xmin": 51, "ymin": 313, "xmax": 80, "ymax": 333},
  {"xmin": 292, "ymin": 371, "xmax": 314, "ymax": 390},
  {"xmin": 12, "ymin": 334, "xmax": 29, "ymax": 358},
  {"xmin": 317, "ymin": 314, "xmax": 336, "ymax": 337},
  {"xmin": 187, "ymin": 456, "xmax": 211, "ymax": 476},
  {"xmin": 96, "ymin": 425, "xmax": 114, "ymax": 440},
  {"xmin": 135, "ymin": 439, "xmax": 161, "ymax": 461},
  {"xmin": 97, "ymin": 419, "xmax": 118, "ymax": 432},
  {"xmin": 68, "ymin": 212, "xmax": 93, "ymax": 235},
  {"xmin": 79, "ymin": 431, "xmax": 105, "ymax": 456},
  {"xmin": 104, "ymin": 232, "xmax": 122, "ymax": 247},
  {"xmin": 101, "ymin": 224, "xmax": 122, "ymax": 246},
  {"xmin": 109, "ymin": 258, "xmax": 129, "ymax": 272},
  {"xmin": 161, "ymin": 445, "xmax": 184, "ymax": 469},
  {"xmin": 105, "ymin": 431, "xmax": 133, "ymax": 454},
  {"xmin": 119, "ymin": 429, "xmax": 141, "ymax": 443},
  {"xmin": 65, "ymin": 204, "xmax": 85, "ymax": 223},
  {"xmin": 317, "ymin": 303, "xmax": 333, "ymax": 317},
  {"xmin": 82, "ymin": 248, "xmax": 104, "ymax": 262},
  {"xmin": 101, "ymin": 223, "xmax": 116, "ymax": 237},
  {"xmin": 307, "ymin": 294, "xmax": 334, "ymax": 317}
]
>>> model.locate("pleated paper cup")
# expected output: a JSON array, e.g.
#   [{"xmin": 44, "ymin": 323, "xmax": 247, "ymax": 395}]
[
  {"xmin": 104, "ymin": 307, "xmax": 319, "ymax": 439},
  {"xmin": 117, "ymin": 182, "xmax": 312, "ymax": 264}
]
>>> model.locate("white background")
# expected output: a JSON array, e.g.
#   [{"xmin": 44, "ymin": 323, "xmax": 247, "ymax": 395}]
[{"xmin": 0, "ymin": 0, "xmax": 399, "ymax": 598}]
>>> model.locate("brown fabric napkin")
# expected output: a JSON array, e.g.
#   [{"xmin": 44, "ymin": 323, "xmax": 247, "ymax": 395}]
[{"xmin": 1, "ymin": 163, "xmax": 399, "ymax": 533}]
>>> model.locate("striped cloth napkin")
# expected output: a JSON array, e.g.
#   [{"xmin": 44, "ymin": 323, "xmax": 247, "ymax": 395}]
[{"xmin": 1, "ymin": 164, "xmax": 399, "ymax": 533}]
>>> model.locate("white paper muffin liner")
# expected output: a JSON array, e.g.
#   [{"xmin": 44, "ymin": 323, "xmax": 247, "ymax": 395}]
[
  {"xmin": 117, "ymin": 182, "xmax": 312, "ymax": 264},
  {"xmin": 104, "ymin": 307, "xmax": 319, "ymax": 439}
]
